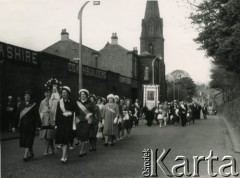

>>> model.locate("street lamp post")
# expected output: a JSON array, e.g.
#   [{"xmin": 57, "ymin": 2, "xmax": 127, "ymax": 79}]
[
  {"xmin": 78, "ymin": 1, "xmax": 90, "ymax": 90},
  {"xmin": 178, "ymin": 85, "xmax": 180, "ymax": 101},
  {"xmin": 151, "ymin": 56, "xmax": 163, "ymax": 85}
]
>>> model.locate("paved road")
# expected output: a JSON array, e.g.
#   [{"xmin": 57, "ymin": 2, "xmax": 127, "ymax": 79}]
[{"xmin": 1, "ymin": 115, "xmax": 240, "ymax": 178}]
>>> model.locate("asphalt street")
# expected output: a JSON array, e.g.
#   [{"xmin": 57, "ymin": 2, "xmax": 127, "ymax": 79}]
[{"xmin": 1, "ymin": 115, "xmax": 240, "ymax": 178}]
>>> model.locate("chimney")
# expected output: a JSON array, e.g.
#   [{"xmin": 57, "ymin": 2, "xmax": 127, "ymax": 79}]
[
  {"xmin": 111, "ymin": 33, "xmax": 118, "ymax": 45},
  {"xmin": 61, "ymin": 29, "xmax": 69, "ymax": 41},
  {"xmin": 133, "ymin": 47, "xmax": 138, "ymax": 54}
]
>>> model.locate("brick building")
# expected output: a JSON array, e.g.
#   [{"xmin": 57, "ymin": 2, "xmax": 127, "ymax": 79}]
[
  {"xmin": 0, "ymin": 41, "xmax": 135, "ymax": 130},
  {"xmin": 0, "ymin": 0, "xmax": 167, "ymax": 130}
]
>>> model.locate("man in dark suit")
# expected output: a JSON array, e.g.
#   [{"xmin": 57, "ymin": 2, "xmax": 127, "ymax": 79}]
[
  {"xmin": 192, "ymin": 102, "xmax": 197, "ymax": 124},
  {"xmin": 202, "ymin": 104, "xmax": 208, "ymax": 119},
  {"xmin": 196, "ymin": 104, "xmax": 202, "ymax": 119},
  {"xmin": 179, "ymin": 101, "xmax": 187, "ymax": 127}
]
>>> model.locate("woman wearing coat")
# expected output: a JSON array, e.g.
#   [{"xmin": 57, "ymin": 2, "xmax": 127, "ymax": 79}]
[
  {"xmin": 122, "ymin": 99, "xmax": 134, "ymax": 137},
  {"xmin": 13, "ymin": 90, "xmax": 41, "ymax": 162},
  {"xmin": 75, "ymin": 89, "xmax": 97, "ymax": 156},
  {"xmin": 55, "ymin": 86, "xmax": 75, "ymax": 163},
  {"xmin": 39, "ymin": 89, "xmax": 55, "ymax": 155},
  {"xmin": 103, "ymin": 94, "xmax": 119, "ymax": 146}
]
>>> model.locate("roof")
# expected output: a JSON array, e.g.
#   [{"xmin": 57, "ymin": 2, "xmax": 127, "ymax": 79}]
[
  {"xmin": 100, "ymin": 42, "xmax": 130, "ymax": 53},
  {"xmin": 43, "ymin": 39, "xmax": 98, "ymax": 60}
]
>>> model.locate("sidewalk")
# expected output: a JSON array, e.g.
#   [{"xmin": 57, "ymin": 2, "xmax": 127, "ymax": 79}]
[{"xmin": 221, "ymin": 115, "xmax": 240, "ymax": 153}]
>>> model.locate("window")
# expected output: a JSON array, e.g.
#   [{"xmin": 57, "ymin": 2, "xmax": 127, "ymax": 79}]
[
  {"xmin": 144, "ymin": 66, "xmax": 149, "ymax": 81},
  {"xmin": 149, "ymin": 44, "xmax": 154, "ymax": 54},
  {"xmin": 149, "ymin": 21, "xmax": 154, "ymax": 34}
]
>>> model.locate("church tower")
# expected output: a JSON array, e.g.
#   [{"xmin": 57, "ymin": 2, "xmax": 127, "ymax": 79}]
[
  {"xmin": 140, "ymin": 0, "xmax": 164, "ymax": 58},
  {"xmin": 139, "ymin": 0, "xmax": 167, "ymax": 101}
]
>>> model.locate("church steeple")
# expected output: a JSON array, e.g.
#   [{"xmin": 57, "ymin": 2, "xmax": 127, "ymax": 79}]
[
  {"xmin": 144, "ymin": 0, "xmax": 160, "ymax": 19},
  {"xmin": 140, "ymin": 0, "xmax": 164, "ymax": 58}
]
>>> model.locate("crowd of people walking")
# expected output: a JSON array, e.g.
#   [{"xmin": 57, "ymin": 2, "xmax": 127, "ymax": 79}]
[
  {"xmin": 5, "ymin": 79, "xmax": 141, "ymax": 164},
  {"xmin": 151, "ymin": 100, "xmax": 208, "ymax": 128},
  {"xmin": 3, "ymin": 78, "xmax": 213, "ymax": 164}
]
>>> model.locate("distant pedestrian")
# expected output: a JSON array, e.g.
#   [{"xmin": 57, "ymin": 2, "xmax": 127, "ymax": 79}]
[
  {"xmin": 202, "ymin": 104, "xmax": 208, "ymax": 120},
  {"xmin": 123, "ymin": 99, "xmax": 134, "ymax": 136},
  {"xmin": 89, "ymin": 95, "xmax": 101, "ymax": 151},
  {"xmin": 162, "ymin": 102, "xmax": 168, "ymax": 127},
  {"xmin": 114, "ymin": 95, "xmax": 120, "ymax": 141},
  {"xmin": 89, "ymin": 94, "xmax": 97, "ymax": 103},
  {"xmin": 186, "ymin": 104, "xmax": 193, "ymax": 125},
  {"xmin": 155, "ymin": 104, "xmax": 164, "ymax": 127},
  {"xmin": 96, "ymin": 97, "xmax": 105, "ymax": 140},
  {"xmin": 132, "ymin": 99, "xmax": 140, "ymax": 127},
  {"xmin": 142, "ymin": 106, "xmax": 153, "ymax": 126},
  {"xmin": 5, "ymin": 96, "xmax": 15, "ymax": 132},
  {"xmin": 118, "ymin": 98, "xmax": 125, "ymax": 139},
  {"xmin": 13, "ymin": 90, "xmax": 41, "ymax": 162},
  {"xmin": 179, "ymin": 101, "xmax": 187, "ymax": 127},
  {"xmin": 196, "ymin": 104, "xmax": 202, "ymax": 119}
]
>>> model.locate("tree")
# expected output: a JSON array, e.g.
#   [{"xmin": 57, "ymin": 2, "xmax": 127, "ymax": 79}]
[
  {"xmin": 210, "ymin": 66, "xmax": 240, "ymax": 102},
  {"xmin": 190, "ymin": 0, "xmax": 240, "ymax": 74},
  {"xmin": 167, "ymin": 77, "xmax": 196, "ymax": 102}
]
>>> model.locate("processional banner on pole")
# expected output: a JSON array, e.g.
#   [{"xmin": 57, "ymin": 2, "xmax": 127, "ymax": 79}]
[{"xmin": 143, "ymin": 85, "xmax": 159, "ymax": 110}]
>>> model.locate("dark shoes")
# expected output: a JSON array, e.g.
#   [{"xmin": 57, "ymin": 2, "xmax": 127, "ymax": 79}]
[
  {"xmin": 23, "ymin": 152, "xmax": 34, "ymax": 162},
  {"xmin": 79, "ymin": 152, "xmax": 87, "ymax": 157},
  {"xmin": 89, "ymin": 147, "xmax": 96, "ymax": 151},
  {"xmin": 27, "ymin": 153, "xmax": 34, "ymax": 159},
  {"xmin": 104, "ymin": 143, "xmax": 114, "ymax": 146}
]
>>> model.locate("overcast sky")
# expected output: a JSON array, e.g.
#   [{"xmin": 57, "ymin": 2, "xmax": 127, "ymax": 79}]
[{"xmin": 0, "ymin": 0, "xmax": 212, "ymax": 84}]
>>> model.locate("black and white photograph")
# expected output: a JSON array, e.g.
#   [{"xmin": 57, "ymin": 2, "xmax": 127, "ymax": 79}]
[{"xmin": 0, "ymin": 0, "xmax": 240, "ymax": 177}]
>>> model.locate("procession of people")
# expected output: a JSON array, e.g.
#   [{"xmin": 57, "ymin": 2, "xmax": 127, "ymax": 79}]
[
  {"xmin": 4, "ymin": 78, "xmax": 142, "ymax": 163},
  {"xmin": 3, "ymin": 78, "xmax": 211, "ymax": 164}
]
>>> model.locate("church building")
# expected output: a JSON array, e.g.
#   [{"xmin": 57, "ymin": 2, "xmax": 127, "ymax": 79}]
[
  {"xmin": 1, "ymin": 0, "xmax": 167, "ymax": 111},
  {"xmin": 42, "ymin": 0, "xmax": 167, "ymax": 101}
]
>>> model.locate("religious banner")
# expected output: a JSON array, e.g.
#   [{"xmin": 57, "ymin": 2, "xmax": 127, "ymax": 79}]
[{"xmin": 143, "ymin": 85, "xmax": 159, "ymax": 110}]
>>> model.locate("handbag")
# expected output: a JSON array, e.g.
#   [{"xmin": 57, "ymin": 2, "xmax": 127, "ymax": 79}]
[
  {"xmin": 96, "ymin": 128, "xmax": 103, "ymax": 138},
  {"xmin": 114, "ymin": 117, "xmax": 118, "ymax": 124}
]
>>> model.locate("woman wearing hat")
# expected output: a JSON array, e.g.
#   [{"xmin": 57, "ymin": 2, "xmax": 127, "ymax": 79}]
[
  {"xmin": 89, "ymin": 94, "xmax": 96, "ymax": 103},
  {"xmin": 96, "ymin": 97, "xmax": 105, "ymax": 140},
  {"xmin": 102, "ymin": 94, "xmax": 119, "ymax": 146},
  {"xmin": 55, "ymin": 86, "xmax": 75, "ymax": 163},
  {"xmin": 122, "ymin": 99, "xmax": 134, "ymax": 137},
  {"xmin": 75, "ymin": 89, "xmax": 99, "ymax": 156},
  {"xmin": 39, "ymin": 89, "xmax": 55, "ymax": 156},
  {"xmin": 13, "ymin": 90, "xmax": 41, "ymax": 162},
  {"xmin": 89, "ymin": 94, "xmax": 101, "ymax": 151}
]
